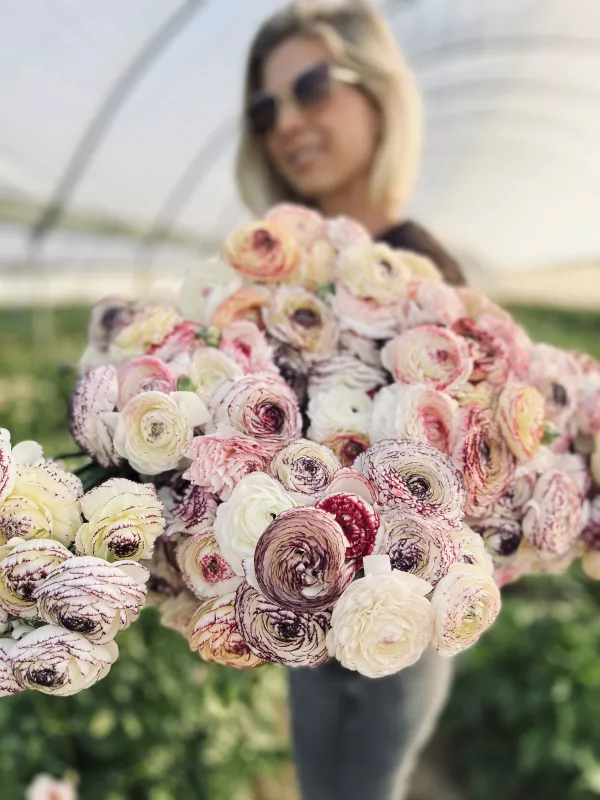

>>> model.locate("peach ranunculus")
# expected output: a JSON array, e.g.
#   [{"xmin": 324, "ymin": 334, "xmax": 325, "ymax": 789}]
[
  {"xmin": 263, "ymin": 285, "xmax": 339, "ymax": 355},
  {"xmin": 219, "ymin": 320, "xmax": 274, "ymax": 375},
  {"xmin": 496, "ymin": 381, "xmax": 546, "ymax": 461},
  {"xmin": 221, "ymin": 219, "xmax": 299, "ymax": 282},
  {"xmin": 210, "ymin": 285, "xmax": 272, "ymax": 329},
  {"xmin": 335, "ymin": 242, "xmax": 410, "ymax": 305}
]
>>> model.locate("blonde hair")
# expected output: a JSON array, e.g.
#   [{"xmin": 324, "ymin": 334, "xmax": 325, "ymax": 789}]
[{"xmin": 236, "ymin": 1, "xmax": 422, "ymax": 216}]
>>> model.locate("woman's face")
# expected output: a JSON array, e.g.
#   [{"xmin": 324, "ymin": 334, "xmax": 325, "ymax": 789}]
[{"xmin": 260, "ymin": 36, "xmax": 381, "ymax": 203}]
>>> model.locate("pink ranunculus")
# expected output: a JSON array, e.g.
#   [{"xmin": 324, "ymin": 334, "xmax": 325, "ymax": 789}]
[
  {"xmin": 527, "ymin": 343, "xmax": 584, "ymax": 428},
  {"xmin": 475, "ymin": 310, "xmax": 532, "ymax": 380},
  {"xmin": 220, "ymin": 320, "xmax": 275, "ymax": 375},
  {"xmin": 69, "ymin": 365, "xmax": 121, "ymax": 468},
  {"xmin": 399, "ymin": 279, "xmax": 466, "ymax": 331},
  {"xmin": 553, "ymin": 452, "xmax": 591, "ymax": 498},
  {"xmin": 522, "ymin": 470, "xmax": 583, "ymax": 557},
  {"xmin": 117, "ymin": 356, "xmax": 177, "ymax": 410},
  {"xmin": 208, "ymin": 375, "xmax": 302, "ymax": 456},
  {"xmin": 332, "ymin": 283, "xmax": 398, "ymax": 340},
  {"xmin": 149, "ymin": 320, "xmax": 204, "ymax": 362},
  {"xmin": 451, "ymin": 317, "xmax": 510, "ymax": 386},
  {"xmin": 183, "ymin": 433, "xmax": 270, "ymax": 500},
  {"xmin": 381, "ymin": 325, "xmax": 473, "ymax": 391},
  {"xmin": 576, "ymin": 375, "xmax": 600, "ymax": 437},
  {"xmin": 496, "ymin": 381, "xmax": 546, "ymax": 461}
]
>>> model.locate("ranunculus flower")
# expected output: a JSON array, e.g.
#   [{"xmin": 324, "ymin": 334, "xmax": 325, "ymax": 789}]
[
  {"xmin": 307, "ymin": 386, "xmax": 373, "ymax": 443},
  {"xmin": 399, "ymin": 251, "xmax": 443, "ymax": 282},
  {"xmin": 339, "ymin": 329, "xmax": 384, "ymax": 367},
  {"xmin": 235, "ymin": 582, "xmax": 331, "ymax": 667},
  {"xmin": 335, "ymin": 242, "xmax": 409, "ymax": 304},
  {"xmin": 85, "ymin": 295, "xmax": 134, "ymax": 352},
  {"xmin": 381, "ymin": 326, "xmax": 473, "ymax": 391},
  {"xmin": 325, "ymin": 215, "xmax": 371, "ymax": 252},
  {"xmin": 470, "ymin": 517, "xmax": 523, "ymax": 564},
  {"xmin": 187, "ymin": 347, "xmax": 243, "ymax": 402},
  {"xmin": 210, "ymin": 285, "xmax": 272, "ymax": 329},
  {"xmin": 26, "ymin": 774, "xmax": 77, "ymax": 800},
  {"xmin": 576, "ymin": 376, "xmax": 600, "ymax": 437},
  {"xmin": 370, "ymin": 383, "xmax": 459, "ymax": 456},
  {"xmin": 110, "ymin": 390, "xmax": 209, "ymax": 475},
  {"xmin": 451, "ymin": 317, "xmax": 510, "ymax": 385},
  {"xmin": 221, "ymin": 219, "xmax": 299, "ymax": 282},
  {"xmin": 69, "ymin": 365, "xmax": 122, "ymax": 468},
  {"xmin": 11, "ymin": 625, "xmax": 118, "ymax": 696},
  {"xmin": 157, "ymin": 589, "xmax": 200, "ymax": 638},
  {"xmin": 0, "ymin": 638, "xmax": 23, "ymax": 697},
  {"xmin": 356, "ymin": 439, "xmax": 466, "ymax": 528},
  {"xmin": 116, "ymin": 356, "xmax": 177, "ymax": 410},
  {"xmin": 183, "ymin": 433, "xmax": 270, "ymax": 500},
  {"xmin": 493, "ymin": 447, "xmax": 554, "ymax": 520},
  {"xmin": 527, "ymin": 343, "xmax": 583, "ymax": 427},
  {"xmin": 0, "ymin": 495, "xmax": 54, "ymax": 544},
  {"xmin": 308, "ymin": 353, "xmax": 387, "ymax": 397},
  {"xmin": 209, "ymin": 375, "xmax": 302, "ymax": 455},
  {"xmin": 34, "ymin": 557, "xmax": 148, "ymax": 644},
  {"xmin": 332, "ymin": 284, "xmax": 398, "ymax": 339},
  {"xmin": 316, "ymin": 492, "xmax": 380, "ymax": 566},
  {"xmin": 496, "ymin": 382, "xmax": 545, "ymax": 461},
  {"xmin": 0, "ymin": 428, "xmax": 15, "ymax": 504},
  {"xmin": 324, "ymin": 433, "xmax": 370, "ymax": 468},
  {"xmin": 263, "ymin": 285, "xmax": 338, "ymax": 355},
  {"xmin": 76, "ymin": 478, "xmax": 165, "ymax": 561},
  {"xmin": 431, "ymin": 562, "xmax": 501, "ymax": 656},
  {"xmin": 552, "ymin": 452, "xmax": 591, "ymax": 497},
  {"xmin": 400, "ymin": 279, "xmax": 465, "ymax": 330},
  {"xmin": 220, "ymin": 320, "xmax": 274, "ymax": 375},
  {"xmin": 522, "ymin": 470, "xmax": 583, "ymax": 557},
  {"xmin": 325, "ymin": 467, "xmax": 377, "ymax": 505},
  {"xmin": 158, "ymin": 476, "xmax": 217, "ymax": 536},
  {"xmin": 452, "ymin": 404, "xmax": 516, "ymax": 519},
  {"xmin": 149, "ymin": 320, "xmax": 204, "ymax": 363},
  {"xmin": 451, "ymin": 525, "xmax": 494, "ymax": 574},
  {"xmin": 378, "ymin": 509, "xmax": 458, "ymax": 587},
  {"xmin": 179, "ymin": 257, "xmax": 243, "ymax": 324},
  {"xmin": 269, "ymin": 439, "xmax": 340, "ymax": 499},
  {"xmin": 472, "ymin": 305, "xmax": 532, "ymax": 379},
  {"xmin": 214, "ymin": 473, "xmax": 297, "ymax": 575},
  {"xmin": 273, "ymin": 343, "xmax": 309, "ymax": 407},
  {"xmin": 251, "ymin": 507, "xmax": 353, "ymax": 613},
  {"xmin": 189, "ymin": 591, "xmax": 265, "ymax": 669},
  {"xmin": 326, "ymin": 554, "xmax": 433, "ymax": 678},
  {"xmin": 110, "ymin": 305, "xmax": 181, "ymax": 362},
  {"xmin": 177, "ymin": 529, "xmax": 241, "ymax": 599}
]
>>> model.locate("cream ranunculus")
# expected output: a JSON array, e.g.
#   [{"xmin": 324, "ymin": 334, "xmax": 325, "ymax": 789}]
[
  {"xmin": 33, "ymin": 557, "xmax": 148, "ymax": 644},
  {"xmin": 188, "ymin": 347, "xmax": 243, "ymax": 402},
  {"xmin": 214, "ymin": 473, "xmax": 297, "ymax": 575},
  {"xmin": 451, "ymin": 525, "xmax": 495, "ymax": 574},
  {"xmin": 110, "ymin": 390, "xmax": 209, "ymax": 474},
  {"xmin": 76, "ymin": 478, "xmax": 166, "ymax": 562},
  {"xmin": 176, "ymin": 529, "xmax": 241, "ymax": 599},
  {"xmin": 0, "ymin": 638, "xmax": 24, "ymax": 696},
  {"xmin": 179, "ymin": 257, "xmax": 243, "ymax": 324},
  {"xmin": 11, "ymin": 625, "xmax": 118, "ymax": 696},
  {"xmin": 109, "ymin": 304, "xmax": 181, "ymax": 363},
  {"xmin": 0, "ymin": 428, "xmax": 15, "ymax": 504},
  {"xmin": 269, "ymin": 439, "xmax": 340, "ymax": 500},
  {"xmin": 326, "ymin": 555, "xmax": 434, "ymax": 678},
  {"xmin": 0, "ymin": 539, "xmax": 73, "ymax": 618},
  {"xmin": 335, "ymin": 242, "xmax": 410, "ymax": 304},
  {"xmin": 307, "ymin": 386, "xmax": 373, "ymax": 443},
  {"xmin": 431, "ymin": 562, "xmax": 501, "ymax": 656},
  {"xmin": 496, "ymin": 381, "xmax": 546, "ymax": 461}
]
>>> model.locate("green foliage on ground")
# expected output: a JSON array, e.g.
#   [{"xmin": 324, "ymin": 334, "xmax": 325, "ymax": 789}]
[{"xmin": 0, "ymin": 303, "xmax": 599, "ymax": 800}]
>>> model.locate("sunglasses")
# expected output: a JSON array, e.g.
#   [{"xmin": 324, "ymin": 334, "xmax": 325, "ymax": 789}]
[{"xmin": 247, "ymin": 61, "xmax": 361, "ymax": 136}]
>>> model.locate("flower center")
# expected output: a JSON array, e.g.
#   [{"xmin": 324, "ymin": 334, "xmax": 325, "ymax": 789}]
[{"xmin": 291, "ymin": 308, "xmax": 320, "ymax": 329}]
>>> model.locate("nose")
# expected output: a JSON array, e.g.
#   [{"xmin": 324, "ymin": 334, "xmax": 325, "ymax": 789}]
[{"xmin": 275, "ymin": 98, "xmax": 307, "ymax": 138}]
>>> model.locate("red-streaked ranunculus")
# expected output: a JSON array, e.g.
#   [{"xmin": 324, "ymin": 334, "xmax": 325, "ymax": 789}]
[
  {"xmin": 308, "ymin": 353, "xmax": 387, "ymax": 397},
  {"xmin": 189, "ymin": 591, "xmax": 265, "ymax": 668},
  {"xmin": 0, "ymin": 539, "xmax": 72, "ymax": 617},
  {"xmin": 356, "ymin": 439, "xmax": 465, "ymax": 528},
  {"xmin": 527, "ymin": 343, "xmax": 583, "ymax": 427},
  {"xmin": 11, "ymin": 625, "xmax": 118, "ymax": 696},
  {"xmin": 326, "ymin": 555, "xmax": 433, "ymax": 677},
  {"xmin": 522, "ymin": 470, "xmax": 583, "ymax": 557},
  {"xmin": 183, "ymin": 433, "xmax": 270, "ymax": 500},
  {"xmin": 221, "ymin": 219, "xmax": 299, "ymax": 282},
  {"xmin": 496, "ymin": 381, "xmax": 545, "ymax": 461},
  {"xmin": 269, "ymin": 439, "xmax": 340, "ymax": 500},
  {"xmin": 451, "ymin": 317, "xmax": 510, "ymax": 386},
  {"xmin": 159, "ymin": 476, "xmax": 217, "ymax": 536},
  {"xmin": 316, "ymin": 492, "xmax": 380, "ymax": 566},
  {"xmin": 177, "ymin": 529, "xmax": 241, "ymax": 599},
  {"xmin": 431, "ymin": 562, "xmax": 501, "ymax": 656},
  {"xmin": 452, "ymin": 404, "xmax": 516, "ymax": 519},
  {"xmin": 220, "ymin": 320, "xmax": 275, "ymax": 375},
  {"xmin": 251, "ymin": 507, "xmax": 353, "ymax": 613},
  {"xmin": 208, "ymin": 375, "xmax": 302, "ymax": 455},
  {"xmin": 263, "ymin": 285, "xmax": 338, "ymax": 355},
  {"xmin": 0, "ymin": 638, "xmax": 23, "ymax": 697},
  {"xmin": 381, "ymin": 326, "xmax": 473, "ymax": 391},
  {"xmin": 370, "ymin": 383, "xmax": 459, "ymax": 456},
  {"xmin": 110, "ymin": 390, "xmax": 209, "ymax": 475},
  {"xmin": 234, "ymin": 582, "xmax": 331, "ymax": 667},
  {"xmin": 470, "ymin": 517, "xmax": 523, "ymax": 564},
  {"xmin": 34, "ymin": 557, "xmax": 148, "ymax": 644},
  {"xmin": 378, "ymin": 509, "xmax": 458, "ymax": 587},
  {"xmin": 69, "ymin": 365, "xmax": 121, "ymax": 468},
  {"xmin": 117, "ymin": 356, "xmax": 177, "ymax": 410}
]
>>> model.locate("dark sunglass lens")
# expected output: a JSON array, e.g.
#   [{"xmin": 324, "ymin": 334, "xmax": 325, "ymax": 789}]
[
  {"xmin": 294, "ymin": 63, "xmax": 332, "ymax": 107},
  {"xmin": 248, "ymin": 95, "xmax": 277, "ymax": 135}
]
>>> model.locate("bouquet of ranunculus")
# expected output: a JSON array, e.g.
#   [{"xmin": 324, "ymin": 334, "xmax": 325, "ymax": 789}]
[
  {"xmin": 0, "ymin": 428, "xmax": 165, "ymax": 697},
  {"xmin": 66, "ymin": 203, "xmax": 594, "ymax": 678}
]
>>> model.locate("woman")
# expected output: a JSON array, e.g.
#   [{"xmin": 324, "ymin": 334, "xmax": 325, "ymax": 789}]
[{"xmin": 235, "ymin": 3, "xmax": 463, "ymax": 799}]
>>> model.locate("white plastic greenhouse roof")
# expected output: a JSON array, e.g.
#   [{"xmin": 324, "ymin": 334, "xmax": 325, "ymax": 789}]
[{"xmin": 2, "ymin": 0, "xmax": 600, "ymax": 281}]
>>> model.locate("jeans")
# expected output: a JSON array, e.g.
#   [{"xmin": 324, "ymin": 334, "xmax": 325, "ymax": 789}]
[{"xmin": 288, "ymin": 648, "xmax": 453, "ymax": 800}]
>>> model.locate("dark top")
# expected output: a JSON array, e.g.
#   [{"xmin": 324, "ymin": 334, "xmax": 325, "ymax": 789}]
[{"xmin": 376, "ymin": 220, "xmax": 466, "ymax": 287}]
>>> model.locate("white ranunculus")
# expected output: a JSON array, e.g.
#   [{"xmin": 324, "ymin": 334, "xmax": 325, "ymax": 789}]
[
  {"xmin": 34, "ymin": 557, "xmax": 148, "ymax": 644},
  {"xmin": 0, "ymin": 539, "xmax": 73, "ymax": 618},
  {"xmin": 179, "ymin": 257, "xmax": 243, "ymax": 323},
  {"xmin": 108, "ymin": 390, "xmax": 209, "ymax": 475},
  {"xmin": 11, "ymin": 624, "xmax": 118, "ymax": 696},
  {"xmin": 214, "ymin": 472, "xmax": 297, "ymax": 575},
  {"xmin": 26, "ymin": 774, "xmax": 77, "ymax": 800},
  {"xmin": 0, "ymin": 428, "xmax": 15, "ymax": 504},
  {"xmin": 0, "ymin": 637, "xmax": 24, "ymax": 696},
  {"xmin": 176, "ymin": 529, "xmax": 241, "ymax": 599},
  {"xmin": 307, "ymin": 386, "xmax": 373, "ymax": 443},
  {"xmin": 451, "ymin": 525, "xmax": 494, "ymax": 574},
  {"xmin": 76, "ymin": 478, "xmax": 165, "ymax": 562},
  {"xmin": 189, "ymin": 347, "xmax": 243, "ymax": 402},
  {"xmin": 431, "ymin": 562, "xmax": 501, "ymax": 656},
  {"xmin": 326, "ymin": 555, "xmax": 434, "ymax": 678}
]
